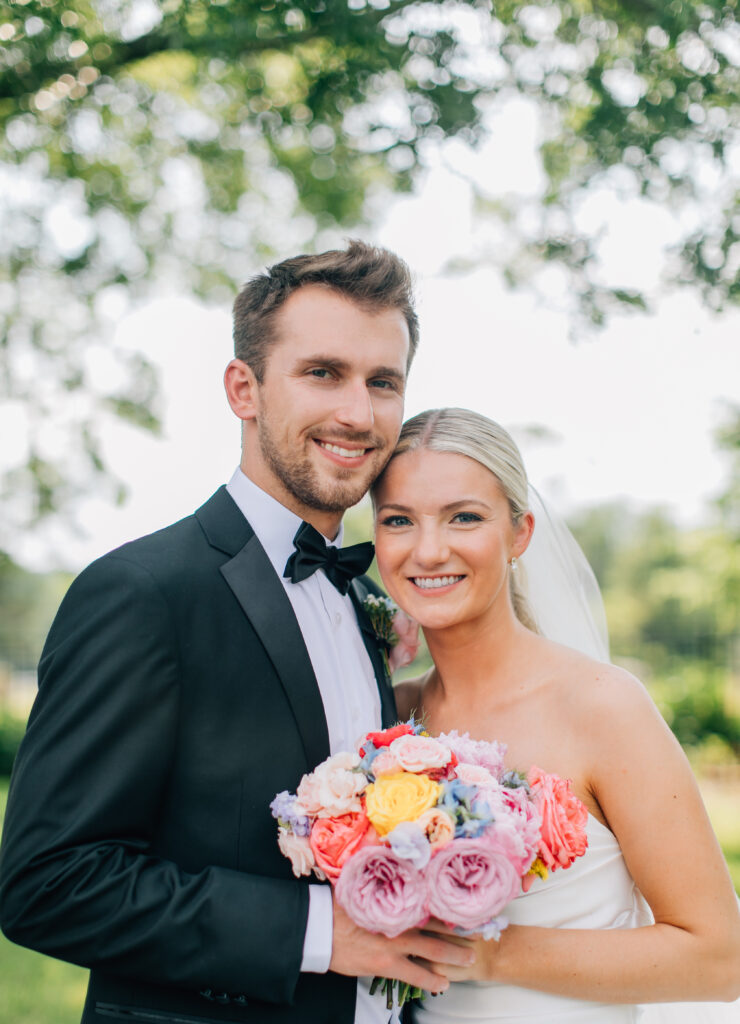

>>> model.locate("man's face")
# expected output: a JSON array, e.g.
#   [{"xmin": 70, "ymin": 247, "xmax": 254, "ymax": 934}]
[{"xmin": 245, "ymin": 285, "xmax": 410, "ymax": 530}]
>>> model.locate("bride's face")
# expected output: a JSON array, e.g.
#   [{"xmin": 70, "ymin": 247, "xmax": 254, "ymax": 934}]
[{"xmin": 373, "ymin": 448, "xmax": 533, "ymax": 631}]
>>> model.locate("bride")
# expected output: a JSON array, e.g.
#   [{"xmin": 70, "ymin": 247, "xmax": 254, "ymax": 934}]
[{"xmin": 371, "ymin": 407, "xmax": 740, "ymax": 1024}]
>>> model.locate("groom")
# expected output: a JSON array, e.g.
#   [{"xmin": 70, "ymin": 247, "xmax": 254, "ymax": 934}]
[{"xmin": 0, "ymin": 241, "xmax": 469, "ymax": 1023}]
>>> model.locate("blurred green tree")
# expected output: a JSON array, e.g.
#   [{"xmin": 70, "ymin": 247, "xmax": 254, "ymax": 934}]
[{"xmin": 1, "ymin": 0, "xmax": 738, "ymax": 529}]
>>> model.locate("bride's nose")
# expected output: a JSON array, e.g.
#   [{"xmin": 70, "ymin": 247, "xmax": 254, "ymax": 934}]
[{"xmin": 411, "ymin": 523, "xmax": 451, "ymax": 568}]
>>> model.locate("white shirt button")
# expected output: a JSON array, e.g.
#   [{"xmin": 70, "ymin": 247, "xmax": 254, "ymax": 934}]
[{"xmin": 334, "ymin": 611, "xmax": 342, "ymax": 626}]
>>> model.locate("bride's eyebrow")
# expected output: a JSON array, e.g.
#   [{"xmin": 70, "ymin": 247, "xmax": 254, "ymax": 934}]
[{"xmin": 375, "ymin": 499, "xmax": 490, "ymax": 514}]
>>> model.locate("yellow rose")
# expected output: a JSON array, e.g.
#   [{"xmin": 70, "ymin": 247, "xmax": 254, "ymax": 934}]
[{"xmin": 364, "ymin": 772, "xmax": 441, "ymax": 836}]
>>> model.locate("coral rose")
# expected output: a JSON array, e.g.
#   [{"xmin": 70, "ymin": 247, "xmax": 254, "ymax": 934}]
[
  {"xmin": 528, "ymin": 766, "xmax": 588, "ymax": 872},
  {"xmin": 309, "ymin": 811, "xmax": 375, "ymax": 881},
  {"xmin": 364, "ymin": 772, "xmax": 441, "ymax": 836}
]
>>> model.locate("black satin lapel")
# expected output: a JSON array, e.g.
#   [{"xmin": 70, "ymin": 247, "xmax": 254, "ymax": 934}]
[
  {"xmin": 220, "ymin": 536, "xmax": 330, "ymax": 769},
  {"xmin": 350, "ymin": 585, "xmax": 398, "ymax": 729}
]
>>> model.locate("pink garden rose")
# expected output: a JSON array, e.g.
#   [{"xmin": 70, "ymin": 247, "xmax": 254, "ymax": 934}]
[
  {"xmin": 309, "ymin": 811, "xmax": 376, "ymax": 881},
  {"xmin": 297, "ymin": 751, "xmax": 368, "ymax": 817},
  {"xmin": 389, "ymin": 734, "xmax": 454, "ymax": 775},
  {"xmin": 370, "ymin": 749, "xmax": 403, "ymax": 776},
  {"xmin": 388, "ymin": 609, "xmax": 421, "ymax": 672},
  {"xmin": 425, "ymin": 836, "xmax": 522, "ymax": 931},
  {"xmin": 528, "ymin": 766, "xmax": 588, "ymax": 872},
  {"xmin": 278, "ymin": 828, "xmax": 316, "ymax": 878},
  {"xmin": 335, "ymin": 845, "xmax": 429, "ymax": 937}
]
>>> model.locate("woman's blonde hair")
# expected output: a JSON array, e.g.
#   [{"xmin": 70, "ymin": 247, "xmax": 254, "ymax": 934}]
[{"xmin": 376, "ymin": 408, "xmax": 539, "ymax": 631}]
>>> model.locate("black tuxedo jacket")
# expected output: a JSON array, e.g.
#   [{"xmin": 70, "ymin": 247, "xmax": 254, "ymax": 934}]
[{"xmin": 0, "ymin": 487, "xmax": 398, "ymax": 1024}]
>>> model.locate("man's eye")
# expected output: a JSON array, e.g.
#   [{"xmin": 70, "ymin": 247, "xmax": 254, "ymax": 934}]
[
  {"xmin": 452, "ymin": 512, "xmax": 482, "ymax": 524},
  {"xmin": 369, "ymin": 378, "xmax": 396, "ymax": 390},
  {"xmin": 309, "ymin": 368, "xmax": 332, "ymax": 379},
  {"xmin": 380, "ymin": 515, "xmax": 412, "ymax": 527}
]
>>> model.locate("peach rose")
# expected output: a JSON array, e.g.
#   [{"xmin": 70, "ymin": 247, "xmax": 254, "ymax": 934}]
[
  {"xmin": 528, "ymin": 765, "xmax": 588, "ymax": 872},
  {"xmin": 297, "ymin": 751, "xmax": 368, "ymax": 817},
  {"xmin": 278, "ymin": 828, "xmax": 316, "ymax": 878},
  {"xmin": 415, "ymin": 807, "xmax": 455, "ymax": 850},
  {"xmin": 309, "ymin": 811, "xmax": 376, "ymax": 881}
]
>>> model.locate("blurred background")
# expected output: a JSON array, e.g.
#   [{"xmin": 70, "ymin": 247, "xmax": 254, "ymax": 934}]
[{"xmin": 0, "ymin": 0, "xmax": 738, "ymax": 1019}]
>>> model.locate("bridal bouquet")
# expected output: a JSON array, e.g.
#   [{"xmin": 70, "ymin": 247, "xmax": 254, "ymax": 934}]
[{"xmin": 271, "ymin": 719, "xmax": 588, "ymax": 1009}]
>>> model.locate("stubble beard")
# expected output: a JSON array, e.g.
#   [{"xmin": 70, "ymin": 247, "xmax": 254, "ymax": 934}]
[{"xmin": 257, "ymin": 417, "xmax": 386, "ymax": 514}]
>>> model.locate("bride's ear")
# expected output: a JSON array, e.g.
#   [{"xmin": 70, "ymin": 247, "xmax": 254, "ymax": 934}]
[{"xmin": 512, "ymin": 510, "xmax": 535, "ymax": 559}]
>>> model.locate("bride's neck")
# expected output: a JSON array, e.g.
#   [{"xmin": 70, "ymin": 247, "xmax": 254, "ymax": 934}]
[{"xmin": 423, "ymin": 607, "xmax": 530, "ymax": 701}]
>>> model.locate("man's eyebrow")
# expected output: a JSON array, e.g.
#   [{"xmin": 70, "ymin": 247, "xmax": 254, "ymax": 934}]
[{"xmin": 295, "ymin": 355, "xmax": 405, "ymax": 383}]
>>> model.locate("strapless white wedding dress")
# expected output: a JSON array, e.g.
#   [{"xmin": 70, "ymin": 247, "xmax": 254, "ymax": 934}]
[{"xmin": 415, "ymin": 815, "xmax": 740, "ymax": 1024}]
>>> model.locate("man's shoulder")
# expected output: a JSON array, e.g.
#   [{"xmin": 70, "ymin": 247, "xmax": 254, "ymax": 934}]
[{"xmin": 82, "ymin": 487, "xmax": 247, "ymax": 584}]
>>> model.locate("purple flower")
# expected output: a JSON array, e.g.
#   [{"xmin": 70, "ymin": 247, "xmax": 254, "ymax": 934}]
[
  {"xmin": 387, "ymin": 821, "xmax": 432, "ymax": 870},
  {"xmin": 335, "ymin": 845, "xmax": 429, "ymax": 938},
  {"xmin": 269, "ymin": 790, "xmax": 310, "ymax": 836},
  {"xmin": 425, "ymin": 837, "xmax": 521, "ymax": 931}
]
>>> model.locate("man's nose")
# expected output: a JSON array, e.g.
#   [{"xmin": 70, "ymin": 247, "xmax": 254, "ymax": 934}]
[{"xmin": 335, "ymin": 380, "xmax": 375, "ymax": 431}]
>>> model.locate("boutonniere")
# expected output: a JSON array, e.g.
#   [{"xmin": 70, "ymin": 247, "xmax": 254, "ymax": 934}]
[{"xmin": 362, "ymin": 595, "xmax": 420, "ymax": 675}]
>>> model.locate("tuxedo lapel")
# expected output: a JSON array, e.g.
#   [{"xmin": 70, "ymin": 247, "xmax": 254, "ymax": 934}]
[
  {"xmin": 197, "ymin": 488, "xmax": 330, "ymax": 770},
  {"xmin": 350, "ymin": 582, "xmax": 398, "ymax": 729}
]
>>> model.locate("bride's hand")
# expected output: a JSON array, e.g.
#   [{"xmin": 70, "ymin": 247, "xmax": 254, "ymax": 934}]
[{"xmin": 419, "ymin": 919, "xmax": 501, "ymax": 983}]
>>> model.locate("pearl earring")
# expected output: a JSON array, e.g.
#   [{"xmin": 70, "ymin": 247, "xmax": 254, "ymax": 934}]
[{"xmin": 509, "ymin": 556, "xmax": 518, "ymax": 570}]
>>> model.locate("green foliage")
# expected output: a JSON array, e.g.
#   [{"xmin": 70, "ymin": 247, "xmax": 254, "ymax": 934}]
[
  {"xmin": 1, "ymin": 0, "xmax": 738, "ymax": 528},
  {"xmin": 0, "ymin": 551, "xmax": 72, "ymax": 670},
  {"xmin": 569, "ymin": 502, "xmax": 740, "ymax": 758},
  {"xmin": 0, "ymin": 710, "xmax": 25, "ymax": 776}
]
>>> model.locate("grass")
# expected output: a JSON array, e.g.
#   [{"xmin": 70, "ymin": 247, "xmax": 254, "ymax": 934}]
[
  {"xmin": 0, "ymin": 781, "xmax": 88, "ymax": 1024},
  {"xmin": 0, "ymin": 770, "xmax": 738, "ymax": 1024},
  {"xmin": 698, "ymin": 776, "xmax": 740, "ymax": 893}
]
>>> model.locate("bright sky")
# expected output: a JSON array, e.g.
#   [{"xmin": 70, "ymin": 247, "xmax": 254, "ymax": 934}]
[{"xmin": 9, "ymin": 99, "xmax": 740, "ymax": 571}]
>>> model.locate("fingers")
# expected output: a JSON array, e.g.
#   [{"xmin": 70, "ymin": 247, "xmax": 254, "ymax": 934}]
[
  {"xmin": 386, "ymin": 957, "xmax": 450, "ymax": 995},
  {"xmin": 402, "ymin": 930, "xmax": 476, "ymax": 967}
]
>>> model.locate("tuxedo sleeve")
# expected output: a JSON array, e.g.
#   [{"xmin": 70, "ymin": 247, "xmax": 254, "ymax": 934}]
[{"xmin": 0, "ymin": 553, "xmax": 308, "ymax": 1004}]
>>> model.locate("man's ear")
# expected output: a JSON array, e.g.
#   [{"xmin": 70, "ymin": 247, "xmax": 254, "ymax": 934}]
[{"xmin": 224, "ymin": 358, "xmax": 259, "ymax": 422}]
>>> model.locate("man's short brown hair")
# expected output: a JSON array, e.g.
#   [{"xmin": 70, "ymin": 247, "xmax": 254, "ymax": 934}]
[{"xmin": 232, "ymin": 240, "xmax": 418, "ymax": 381}]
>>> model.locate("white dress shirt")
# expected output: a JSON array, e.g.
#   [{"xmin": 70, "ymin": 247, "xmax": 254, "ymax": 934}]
[{"xmin": 226, "ymin": 469, "xmax": 388, "ymax": 1024}]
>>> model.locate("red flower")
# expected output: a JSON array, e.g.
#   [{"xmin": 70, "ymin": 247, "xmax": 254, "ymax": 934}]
[{"xmin": 360, "ymin": 723, "xmax": 415, "ymax": 757}]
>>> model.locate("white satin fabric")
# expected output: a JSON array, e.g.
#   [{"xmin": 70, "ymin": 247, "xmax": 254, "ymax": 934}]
[{"xmin": 414, "ymin": 815, "xmax": 740, "ymax": 1024}]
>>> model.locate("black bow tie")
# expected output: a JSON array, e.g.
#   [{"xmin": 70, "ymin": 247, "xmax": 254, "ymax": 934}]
[{"xmin": 283, "ymin": 522, "xmax": 375, "ymax": 595}]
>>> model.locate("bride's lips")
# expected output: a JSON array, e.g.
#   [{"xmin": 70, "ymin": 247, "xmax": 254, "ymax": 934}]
[
  {"xmin": 409, "ymin": 574, "xmax": 465, "ymax": 594},
  {"xmin": 314, "ymin": 438, "xmax": 374, "ymax": 467}
]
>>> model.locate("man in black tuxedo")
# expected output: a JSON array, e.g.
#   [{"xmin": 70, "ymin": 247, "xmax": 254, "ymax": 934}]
[{"xmin": 0, "ymin": 241, "xmax": 470, "ymax": 1023}]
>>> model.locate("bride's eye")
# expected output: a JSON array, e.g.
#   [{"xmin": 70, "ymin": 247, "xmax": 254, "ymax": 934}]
[
  {"xmin": 379, "ymin": 514, "xmax": 412, "ymax": 527},
  {"xmin": 452, "ymin": 512, "xmax": 482, "ymax": 524}
]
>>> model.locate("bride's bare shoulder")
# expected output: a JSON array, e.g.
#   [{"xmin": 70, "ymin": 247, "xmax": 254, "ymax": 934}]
[
  {"xmin": 392, "ymin": 672, "xmax": 430, "ymax": 720},
  {"xmin": 540, "ymin": 638, "xmax": 655, "ymax": 720}
]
